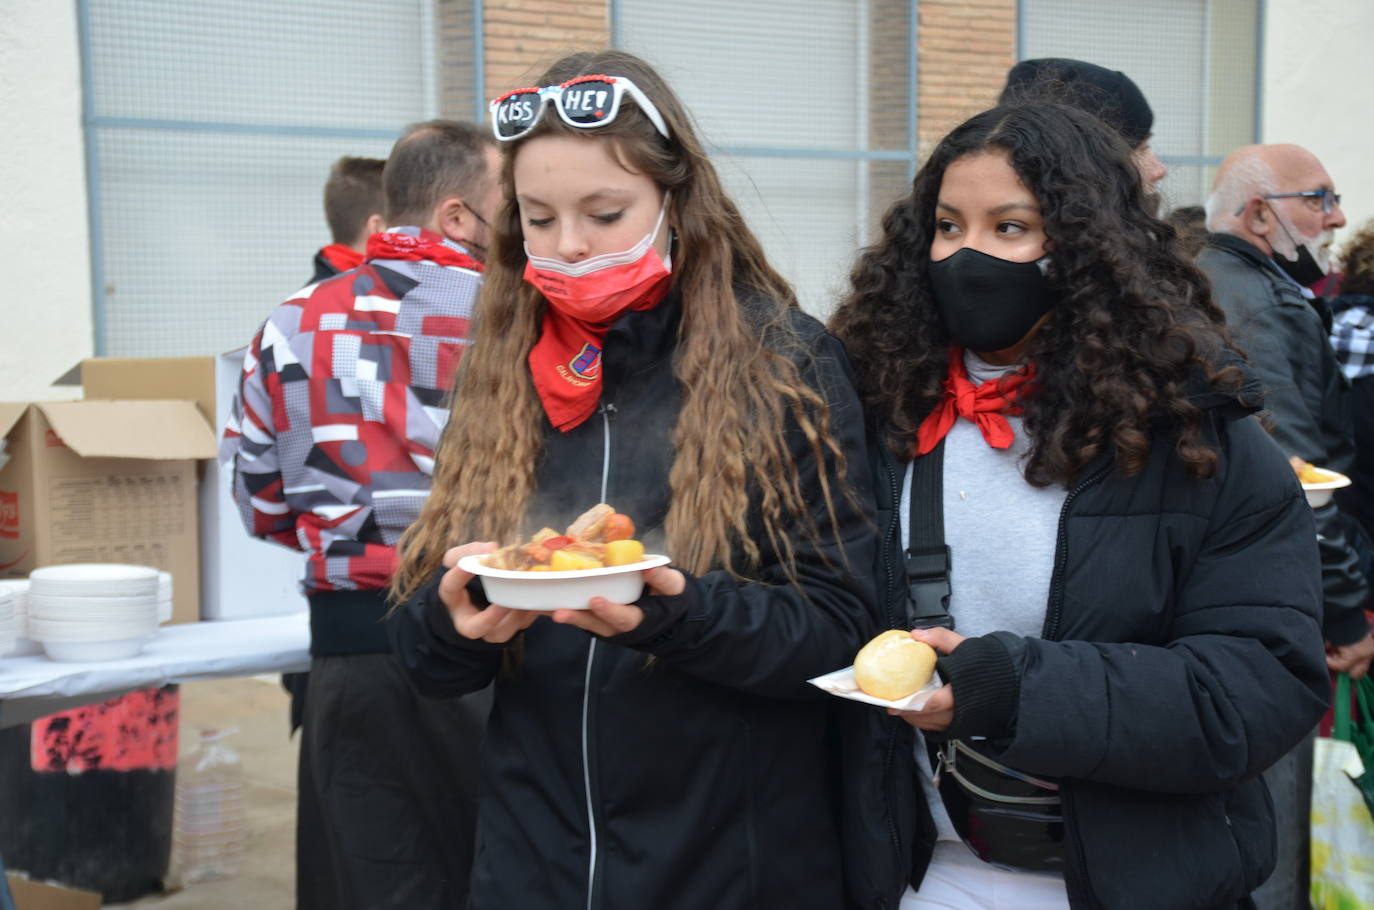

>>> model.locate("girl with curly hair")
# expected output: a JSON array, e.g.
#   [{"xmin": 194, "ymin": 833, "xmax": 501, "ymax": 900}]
[
  {"xmin": 387, "ymin": 50, "xmax": 878, "ymax": 910},
  {"xmin": 829, "ymin": 102, "xmax": 1328, "ymax": 909}
]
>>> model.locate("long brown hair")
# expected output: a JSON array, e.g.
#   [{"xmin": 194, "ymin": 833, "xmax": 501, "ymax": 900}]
[
  {"xmin": 392, "ymin": 50, "xmax": 849, "ymax": 601},
  {"xmin": 830, "ymin": 102, "xmax": 1245, "ymax": 486}
]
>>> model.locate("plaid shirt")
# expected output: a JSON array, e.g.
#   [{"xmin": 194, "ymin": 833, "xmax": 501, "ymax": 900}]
[
  {"xmin": 1331, "ymin": 294, "xmax": 1374, "ymax": 381},
  {"xmin": 221, "ymin": 228, "xmax": 480, "ymax": 594}
]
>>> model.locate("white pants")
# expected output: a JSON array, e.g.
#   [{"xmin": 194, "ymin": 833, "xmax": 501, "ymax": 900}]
[{"xmin": 899, "ymin": 842, "xmax": 1071, "ymax": 910}]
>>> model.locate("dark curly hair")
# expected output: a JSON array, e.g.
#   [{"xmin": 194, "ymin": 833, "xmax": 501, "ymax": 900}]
[
  {"xmin": 829, "ymin": 101, "xmax": 1243, "ymax": 487},
  {"xmin": 1337, "ymin": 219, "xmax": 1374, "ymax": 298}
]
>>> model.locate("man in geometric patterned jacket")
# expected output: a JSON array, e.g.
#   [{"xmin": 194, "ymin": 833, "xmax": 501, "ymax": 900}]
[{"xmin": 222, "ymin": 119, "xmax": 499, "ymax": 910}]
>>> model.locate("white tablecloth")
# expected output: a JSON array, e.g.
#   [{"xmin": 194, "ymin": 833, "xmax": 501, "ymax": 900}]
[{"xmin": 0, "ymin": 613, "xmax": 310, "ymax": 726}]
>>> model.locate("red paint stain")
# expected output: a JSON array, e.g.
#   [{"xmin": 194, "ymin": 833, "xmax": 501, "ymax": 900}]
[{"xmin": 30, "ymin": 687, "xmax": 180, "ymax": 773}]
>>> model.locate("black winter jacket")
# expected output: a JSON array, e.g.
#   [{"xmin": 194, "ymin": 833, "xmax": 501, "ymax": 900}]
[
  {"xmin": 308, "ymin": 248, "xmax": 344, "ymax": 286},
  {"xmin": 1329, "ymin": 293, "xmax": 1374, "ymax": 544},
  {"xmin": 389, "ymin": 296, "xmax": 880, "ymax": 910},
  {"xmin": 858, "ymin": 379, "xmax": 1329, "ymax": 909},
  {"xmin": 1198, "ymin": 233, "xmax": 1372, "ymax": 645}
]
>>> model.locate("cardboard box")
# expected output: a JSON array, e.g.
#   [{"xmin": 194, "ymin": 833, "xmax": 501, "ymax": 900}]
[
  {"xmin": 0, "ymin": 400, "xmax": 214, "ymax": 624},
  {"xmin": 5, "ymin": 873, "xmax": 102, "ymax": 910},
  {"xmin": 76, "ymin": 356, "xmax": 306, "ymax": 622}
]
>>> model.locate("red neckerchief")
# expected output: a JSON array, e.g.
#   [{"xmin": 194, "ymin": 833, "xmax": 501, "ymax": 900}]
[
  {"xmin": 319, "ymin": 243, "xmax": 364, "ymax": 273},
  {"xmin": 365, "ymin": 229, "xmax": 484, "ymax": 272},
  {"xmin": 528, "ymin": 281, "xmax": 670, "ymax": 433},
  {"xmin": 914, "ymin": 346, "xmax": 1036, "ymax": 456}
]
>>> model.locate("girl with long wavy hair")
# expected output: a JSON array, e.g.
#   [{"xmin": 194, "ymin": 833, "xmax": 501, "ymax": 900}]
[
  {"xmin": 828, "ymin": 102, "xmax": 1328, "ymax": 909},
  {"xmin": 388, "ymin": 50, "xmax": 877, "ymax": 910}
]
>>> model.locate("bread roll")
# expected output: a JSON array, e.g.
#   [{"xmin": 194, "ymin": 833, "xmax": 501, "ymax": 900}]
[{"xmin": 853, "ymin": 630, "xmax": 937, "ymax": 700}]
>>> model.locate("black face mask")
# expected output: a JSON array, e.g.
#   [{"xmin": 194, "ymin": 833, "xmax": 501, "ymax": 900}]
[
  {"xmin": 1273, "ymin": 244, "xmax": 1325, "ymax": 288},
  {"xmin": 461, "ymin": 202, "xmax": 491, "ymax": 263},
  {"xmin": 928, "ymin": 247, "xmax": 1056, "ymax": 353},
  {"xmin": 1267, "ymin": 204, "xmax": 1327, "ymax": 287}
]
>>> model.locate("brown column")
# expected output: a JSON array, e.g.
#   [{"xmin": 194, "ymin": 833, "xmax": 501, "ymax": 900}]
[
  {"xmin": 868, "ymin": 0, "xmax": 918, "ymax": 229},
  {"xmin": 917, "ymin": 0, "xmax": 1016, "ymax": 158},
  {"xmin": 438, "ymin": 1, "xmax": 482, "ymax": 120},
  {"xmin": 483, "ymin": 0, "xmax": 611, "ymax": 98}
]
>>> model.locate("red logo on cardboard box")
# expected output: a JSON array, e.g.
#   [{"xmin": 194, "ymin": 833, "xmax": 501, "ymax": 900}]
[{"xmin": 0, "ymin": 490, "xmax": 17, "ymax": 540}]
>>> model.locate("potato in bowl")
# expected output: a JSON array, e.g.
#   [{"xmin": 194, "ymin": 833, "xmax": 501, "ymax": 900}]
[
  {"xmin": 469, "ymin": 504, "xmax": 668, "ymax": 609},
  {"xmin": 1290, "ymin": 457, "xmax": 1352, "ymax": 508}
]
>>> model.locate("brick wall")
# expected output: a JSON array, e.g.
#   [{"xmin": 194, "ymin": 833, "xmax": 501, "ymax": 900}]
[
  {"xmin": 862, "ymin": 0, "xmax": 1018, "ymax": 230},
  {"xmin": 868, "ymin": 0, "xmax": 917, "ymax": 232},
  {"xmin": 437, "ymin": 0, "xmax": 480, "ymax": 120},
  {"xmin": 483, "ymin": 0, "xmax": 610, "ymax": 97},
  {"xmin": 437, "ymin": 0, "xmax": 1016, "ymax": 238},
  {"xmin": 444, "ymin": 0, "xmax": 1015, "ymax": 166},
  {"xmin": 917, "ymin": 0, "xmax": 1016, "ymax": 158}
]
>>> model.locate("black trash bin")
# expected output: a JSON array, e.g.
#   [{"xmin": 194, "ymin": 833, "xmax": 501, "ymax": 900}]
[{"xmin": 0, "ymin": 685, "xmax": 178, "ymax": 902}]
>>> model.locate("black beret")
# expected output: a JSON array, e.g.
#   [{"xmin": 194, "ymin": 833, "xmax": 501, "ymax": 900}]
[{"xmin": 1000, "ymin": 57, "xmax": 1154, "ymax": 148}]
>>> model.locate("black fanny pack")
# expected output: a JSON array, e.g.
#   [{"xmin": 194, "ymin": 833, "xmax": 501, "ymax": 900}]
[
  {"xmin": 930, "ymin": 739, "xmax": 1065, "ymax": 873},
  {"xmin": 903, "ymin": 443, "xmax": 1064, "ymax": 872}
]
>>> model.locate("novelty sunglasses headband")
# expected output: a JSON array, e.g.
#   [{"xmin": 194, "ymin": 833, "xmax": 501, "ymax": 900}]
[{"xmin": 489, "ymin": 75, "xmax": 671, "ymax": 142}]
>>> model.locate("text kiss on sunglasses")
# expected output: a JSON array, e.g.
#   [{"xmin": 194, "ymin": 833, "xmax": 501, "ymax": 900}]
[{"xmin": 489, "ymin": 74, "xmax": 671, "ymax": 142}]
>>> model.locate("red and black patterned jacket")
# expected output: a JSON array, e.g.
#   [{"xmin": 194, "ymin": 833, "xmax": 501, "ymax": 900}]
[{"xmin": 222, "ymin": 229, "xmax": 481, "ymax": 638}]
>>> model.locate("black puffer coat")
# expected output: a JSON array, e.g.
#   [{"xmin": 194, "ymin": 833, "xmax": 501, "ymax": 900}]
[
  {"xmin": 389, "ymin": 296, "xmax": 880, "ymax": 910},
  {"xmin": 854, "ymin": 374, "xmax": 1329, "ymax": 909},
  {"xmin": 1198, "ymin": 233, "xmax": 1372, "ymax": 645}
]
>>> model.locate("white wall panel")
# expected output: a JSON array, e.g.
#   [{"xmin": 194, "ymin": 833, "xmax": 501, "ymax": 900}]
[
  {"xmin": 0, "ymin": 3, "xmax": 92, "ymax": 400},
  {"xmin": 96, "ymin": 129, "xmax": 394, "ymax": 357},
  {"xmin": 618, "ymin": 0, "xmax": 861, "ymax": 149},
  {"xmin": 1021, "ymin": 0, "xmax": 1258, "ymax": 209},
  {"xmin": 87, "ymin": 0, "xmax": 430, "ymax": 130},
  {"xmin": 618, "ymin": 0, "xmax": 910, "ymax": 316},
  {"xmin": 1263, "ymin": 0, "xmax": 1374, "ymax": 251},
  {"xmin": 85, "ymin": 0, "xmax": 437, "ymax": 357}
]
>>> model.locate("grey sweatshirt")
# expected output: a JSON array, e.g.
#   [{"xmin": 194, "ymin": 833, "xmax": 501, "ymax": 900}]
[{"xmin": 900, "ymin": 350, "xmax": 1068, "ymax": 859}]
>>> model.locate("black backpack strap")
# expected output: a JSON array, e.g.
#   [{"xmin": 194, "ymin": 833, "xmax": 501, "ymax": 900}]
[{"xmin": 906, "ymin": 439, "xmax": 955, "ymax": 630}]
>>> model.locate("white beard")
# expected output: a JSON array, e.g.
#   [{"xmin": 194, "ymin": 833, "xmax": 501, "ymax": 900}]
[
  {"xmin": 1270, "ymin": 207, "xmax": 1333, "ymax": 273},
  {"xmin": 1311, "ymin": 230, "xmax": 1335, "ymax": 273}
]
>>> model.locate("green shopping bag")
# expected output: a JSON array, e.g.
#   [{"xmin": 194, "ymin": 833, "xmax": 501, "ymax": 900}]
[
  {"xmin": 1311, "ymin": 674, "xmax": 1374, "ymax": 910},
  {"xmin": 1335, "ymin": 673, "xmax": 1374, "ymax": 817}
]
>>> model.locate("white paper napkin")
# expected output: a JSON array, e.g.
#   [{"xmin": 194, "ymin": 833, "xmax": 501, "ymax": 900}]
[{"xmin": 807, "ymin": 665, "xmax": 943, "ymax": 710}]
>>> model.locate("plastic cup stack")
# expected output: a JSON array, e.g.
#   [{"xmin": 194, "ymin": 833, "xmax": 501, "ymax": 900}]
[
  {"xmin": 27, "ymin": 564, "xmax": 161, "ymax": 662},
  {"xmin": 0, "ymin": 587, "xmax": 14, "ymax": 656},
  {"xmin": 0, "ymin": 580, "xmax": 39, "ymax": 656},
  {"xmin": 158, "ymin": 571, "xmax": 173, "ymax": 624}
]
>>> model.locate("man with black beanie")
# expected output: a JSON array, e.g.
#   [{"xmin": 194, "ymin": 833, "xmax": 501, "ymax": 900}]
[{"xmin": 1000, "ymin": 57, "xmax": 1168, "ymax": 200}]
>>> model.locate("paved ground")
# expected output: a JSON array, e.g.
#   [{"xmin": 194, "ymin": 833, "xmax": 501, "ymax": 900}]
[{"xmin": 114, "ymin": 676, "xmax": 297, "ymax": 909}]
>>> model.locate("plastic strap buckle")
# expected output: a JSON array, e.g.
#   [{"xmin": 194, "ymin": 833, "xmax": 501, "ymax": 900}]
[{"xmin": 905, "ymin": 545, "xmax": 954, "ymax": 630}]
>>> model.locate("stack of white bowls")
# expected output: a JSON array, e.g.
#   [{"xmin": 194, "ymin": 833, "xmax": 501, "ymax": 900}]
[
  {"xmin": 0, "ymin": 586, "xmax": 14, "ymax": 656},
  {"xmin": 158, "ymin": 571, "xmax": 174, "ymax": 624},
  {"xmin": 0, "ymin": 580, "xmax": 39, "ymax": 656},
  {"xmin": 28, "ymin": 564, "xmax": 161, "ymax": 662}
]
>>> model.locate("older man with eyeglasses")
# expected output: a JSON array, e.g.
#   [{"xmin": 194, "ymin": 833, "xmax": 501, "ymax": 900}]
[{"xmin": 1198, "ymin": 143, "xmax": 1373, "ymax": 910}]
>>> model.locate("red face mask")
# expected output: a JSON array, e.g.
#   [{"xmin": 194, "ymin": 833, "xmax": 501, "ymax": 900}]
[
  {"xmin": 525, "ymin": 198, "xmax": 674, "ymax": 432},
  {"xmin": 521, "ymin": 198, "xmax": 672, "ymax": 321}
]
